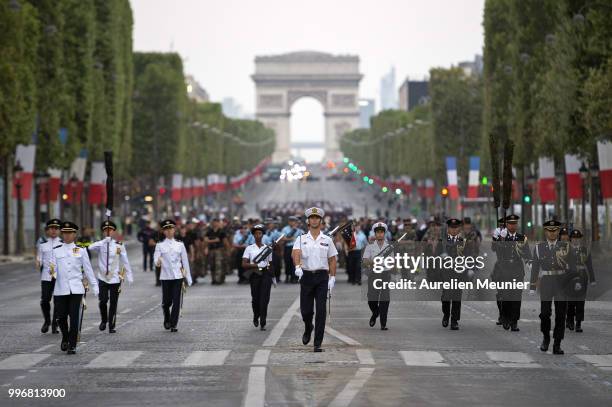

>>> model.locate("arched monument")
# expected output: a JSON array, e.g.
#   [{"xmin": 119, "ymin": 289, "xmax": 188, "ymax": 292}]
[{"xmin": 251, "ymin": 51, "xmax": 362, "ymax": 163}]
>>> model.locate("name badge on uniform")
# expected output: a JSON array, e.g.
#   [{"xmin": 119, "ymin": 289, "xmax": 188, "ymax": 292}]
[
  {"xmin": 72, "ymin": 247, "xmax": 80, "ymax": 255},
  {"xmin": 116, "ymin": 247, "xmax": 121, "ymax": 255},
  {"xmin": 320, "ymin": 243, "xmax": 328, "ymax": 247}
]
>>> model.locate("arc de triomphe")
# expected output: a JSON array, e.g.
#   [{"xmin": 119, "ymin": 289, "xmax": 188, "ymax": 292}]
[{"xmin": 251, "ymin": 51, "xmax": 362, "ymax": 163}]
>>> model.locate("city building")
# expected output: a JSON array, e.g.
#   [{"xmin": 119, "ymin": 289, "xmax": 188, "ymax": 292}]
[
  {"xmin": 457, "ymin": 54, "xmax": 483, "ymax": 77},
  {"xmin": 359, "ymin": 99, "xmax": 375, "ymax": 128},
  {"xmin": 185, "ymin": 75, "xmax": 210, "ymax": 103},
  {"xmin": 398, "ymin": 79, "xmax": 429, "ymax": 112},
  {"xmin": 380, "ymin": 66, "xmax": 397, "ymax": 110},
  {"xmin": 221, "ymin": 97, "xmax": 244, "ymax": 119}
]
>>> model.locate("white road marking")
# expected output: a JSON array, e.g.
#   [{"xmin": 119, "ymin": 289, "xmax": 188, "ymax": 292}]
[
  {"xmin": 576, "ymin": 355, "xmax": 612, "ymax": 369},
  {"xmin": 82, "ymin": 326, "xmax": 93, "ymax": 331},
  {"xmin": 120, "ymin": 308, "xmax": 132, "ymax": 314},
  {"xmin": 399, "ymin": 351, "xmax": 448, "ymax": 367},
  {"xmin": 263, "ymin": 296, "xmax": 300, "ymax": 347},
  {"xmin": 14, "ymin": 376, "xmax": 25, "ymax": 380},
  {"xmin": 356, "ymin": 349, "xmax": 375, "ymax": 365},
  {"xmin": 486, "ymin": 351, "xmax": 541, "ymax": 368},
  {"xmin": 86, "ymin": 351, "xmax": 143, "ymax": 368},
  {"xmin": 33, "ymin": 344, "xmax": 54, "ymax": 353},
  {"xmin": 183, "ymin": 350, "xmax": 230, "ymax": 366},
  {"xmin": 328, "ymin": 367, "xmax": 375, "ymax": 407},
  {"xmin": 0, "ymin": 354, "xmax": 51, "ymax": 370},
  {"xmin": 243, "ymin": 366, "xmax": 266, "ymax": 407},
  {"xmin": 578, "ymin": 345, "xmax": 591, "ymax": 351},
  {"xmin": 325, "ymin": 327, "xmax": 361, "ymax": 346},
  {"xmin": 251, "ymin": 349, "xmax": 270, "ymax": 366}
]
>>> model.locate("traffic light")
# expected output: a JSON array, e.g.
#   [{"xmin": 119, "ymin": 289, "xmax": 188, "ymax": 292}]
[
  {"xmin": 441, "ymin": 187, "xmax": 449, "ymax": 198},
  {"xmin": 523, "ymin": 195, "xmax": 531, "ymax": 204},
  {"xmin": 395, "ymin": 188, "xmax": 402, "ymax": 195},
  {"xmin": 363, "ymin": 176, "xmax": 369, "ymax": 182},
  {"xmin": 481, "ymin": 176, "xmax": 488, "ymax": 185},
  {"xmin": 382, "ymin": 186, "xmax": 388, "ymax": 193},
  {"xmin": 527, "ymin": 221, "xmax": 532, "ymax": 228},
  {"xmin": 368, "ymin": 179, "xmax": 374, "ymax": 185}
]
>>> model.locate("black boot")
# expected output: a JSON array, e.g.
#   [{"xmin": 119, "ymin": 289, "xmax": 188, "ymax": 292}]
[
  {"xmin": 99, "ymin": 322, "xmax": 107, "ymax": 331},
  {"xmin": 253, "ymin": 317, "xmax": 259, "ymax": 328},
  {"xmin": 109, "ymin": 323, "xmax": 116, "ymax": 334},
  {"xmin": 540, "ymin": 335, "xmax": 550, "ymax": 352},
  {"xmin": 302, "ymin": 324, "xmax": 313, "ymax": 345},
  {"xmin": 450, "ymin": 320, "xmax": 459, "ymax": 330},
  {"xmin": 553, "ymin": 340, "xmax": 564, "ymax": 355},
  {"xmin": 575, "ymin": 321, "xmax": 583, "ymax": 333},
  {"xmin": 442, "ymin": 316, "xmax": 449, "ymax": 328},
  {"xmin": 510, "ymin": 322, "xmax": 520, "ymax": 332},
  {"xmin": 369, "ymin": 311, "xmax": 378, "ymax": 327},
  {"xmin": 41, "ymin": 321, "xmax": 50, "ymax": 334},
  {"xmin": 566, "ymin": 319, "xmax": 575, "ymax": 331},
  {"xmin": 61, "ymin": 336, "xmax": 69, "ymax": 352}
]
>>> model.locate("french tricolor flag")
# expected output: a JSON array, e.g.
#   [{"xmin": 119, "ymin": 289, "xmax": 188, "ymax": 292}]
[
  {"xmin": 445, "ymin": 157, "xmax": 459, "ymax": 199},
  {"xmin": 564, "ymin": 155, "xmax": 583, "ymax": 200},
  {"xmin": 538, "ymin": 157, "xmax": 556, "ymax": 203},
  {"xmin": 88, "ymin": 162, "xmax": 107, "ymax": 205},
  {"xmin": 467, "ymin": 156, "xmax": 480, "ymax": 198},
  {"xmin": 598, "ymin": 141, "xmax": 612, "ymax": 199},
  {"xmin": 48, "ymin": 168, "xmax": 61, "ymax": 202},
  {"xmin": 171, "ymin": 173, "xmax": 182, "ymax": 202}
]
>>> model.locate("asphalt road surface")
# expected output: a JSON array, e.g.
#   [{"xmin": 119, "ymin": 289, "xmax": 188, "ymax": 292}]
[{"xmin": 1, "ymin": 177, "xmax": 611, "ymax": 407}]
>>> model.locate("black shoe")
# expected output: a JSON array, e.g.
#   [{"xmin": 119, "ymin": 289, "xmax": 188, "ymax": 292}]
[
  {"xmin": 553, "ymin": 343, "xmax": 564, "ymax": 355},
  {"xmin": 503, "ymin": 322, "xmax": 510, "ymax": 330},
  {"xmin": 109, "ymin": 326, "xmax": 116, "ymax": 333},
  {"xmin": 99, "ymin": 322, "xmax": 107, "ymax": 331},
  {"xmin": 302, "ymin": 325, "xmax": 313, "ymax": 345},
  {"xmin": 260, "ymin": 326, "xmax": 266, "ymax": 331},
  {"xmin": 450, "ymin": 320, "xmax": 459, "ymax": 330},
  {"xmin": 381, "ymin": 326, "xmax": 388, "ymax": 331},
  {"xmin": 170, "ymin": 327, "xmax": 178, "ymax": 332},
  {"xmin": 51, "ymin": 322, "xmax": 59, "ymax": 334},
  {"xmin": 496, "ymin": 317, "xmax": 502, "ymax": 326},
  {"xmin": 313, "ymin": 346, "xmax": 324, "ymax": 352},
  {"xmin": 253, "ymin": 317, "xmax": 259, "ymax": 328},
  {"xmin": 369, "ymin": 313, "xmax": 377, "ymax": 327},
  {"xmin": 163, "ymin": 321, "xmax": 171, "ymax": 330},
  {"xmin": 60, "ymin": 339, "xmax": 69, "ymax": 352},
  {"xmin": 442, "ymin": 317, "xmax": 449, "ymax": 328},
  {"xmin": 67, "ymin": 348, "xmax": 76, "ymax": 355},
  {"xmin": 567, "ymin": 320, "xmax": 575, "ymax": 331},
  {"xmin": 41, "ymin": 321, "xmax": 50, "ymax": 333},
  {"xmin": 357, "ymin": 281, "xmax": 362, "ymax": 286},
  {"xmin": 575, "ymin": 322, "xmax": 583, "ymax": 333},
  {"xmin": 540, "ymin": 336, "xmax": 550, "ymax": 352},
  {"xmin": 510, "ymin": 323, "xmax": 520, "ymax": 332}
]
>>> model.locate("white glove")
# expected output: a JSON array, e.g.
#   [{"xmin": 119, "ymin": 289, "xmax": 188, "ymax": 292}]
[
  {"xmin": 493, "ymin": 228, "xmax": 502, "ymax": 239},
  {"xmin": 328, "ymin": 276, "xmax": 336, "ymax": 291},
  {"xmin": 500, "ymin": 228, "xmax": 508, "ymax": 238},
  {"xmin": 529, "ymin": 289, "xmax": 535, "ymax": 296},
  {"xmin": 294, "ymin": 266, "xmax": 303, "ymax": 280}
]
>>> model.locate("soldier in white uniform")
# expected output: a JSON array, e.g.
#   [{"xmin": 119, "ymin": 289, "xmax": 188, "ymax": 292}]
[
  {"xmin": 36, "ymin": 218, "xmax": 62, "ymax": 334},
  {"xmin": 154, "ymin": 219, "xmax": 192, "ymax": 332},
  {"xmin": 362, "ymin": 222, "xmax": 392, "ymax": 330},
  {"xmin": 88, "ymin": 220, "xmax": 134, "ymax": 333},
  {"xmin": 242, "ymin": 224, "xmax": 274, "ymax": 331},
  {"xmin": 292, "ymin": 207, "xmax": 338, "ymax": 352},
  {"xmin": 52, "ymin": 221, "xmax": 99, "ymax": 354}
]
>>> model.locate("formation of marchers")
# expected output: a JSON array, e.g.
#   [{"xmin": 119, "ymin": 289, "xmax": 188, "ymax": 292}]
[{"xmin": 372, "ymin": 278, "xmax": 530, "ymax": 291}]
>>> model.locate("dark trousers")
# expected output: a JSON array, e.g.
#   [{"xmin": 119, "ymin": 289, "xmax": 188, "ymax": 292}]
[
  {"xmin": 236, "ymin": 249, "xmax": 247, "ymax": 282},
  {"xmin": 143, "ymin": 246, "xmax": 154, "ymax": 271},
  {"xmin": 347, "ymin": 250, "xmax": 362, "ymax": 283},
  {"xmin": 54, "ymin": 293, "xmax": 83, "ymax": 349},
  {"xmin": 441, "ymin": 289, "xmax": 462, "ymax": 321},
  {"xmin": 99, "ymin": 280, "xmax": 120, "ymax": 327},
  {"xmin": 284, "ymin": 246, "xmax": 295, "ymax": 281},
  {"xmin": 250, "ymin": 270, "xmax": 273, "ymax": 326},
  {"xmin": 500, "ymin": 300, "xmax": 521, "ymax": 323},
  {"xmin": 272, "ymin": 252, "xmax": 282, "ymax": 280},
  {"xmin": 539, "ymin": 275, "xmax": 567, "ymax": 340},
  {"xmin": 161, "ymin": 279, "xmax": 183, "ymax": 328},
  {"xmin": 567, "ymin": 301, "xmax": 585, "ymax": 322},
  {"xmin": 368, "ymin": 300, "xmax": 390, "ymax": 327},
  {"xmin": 40, "ymin": 280, "xmax": 57, "ymax": 325},
  {"xmin": 300, "ymin": 271, "xmax": 329, "ymax": 347}
]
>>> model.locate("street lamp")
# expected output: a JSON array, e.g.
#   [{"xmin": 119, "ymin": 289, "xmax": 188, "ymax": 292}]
[
  {"xmin": 13, "ymin": 161, "xmax": 24, "ymax": 255},
  {"xmin": 579, "ymin": 162, "xmax": 588, "ymax": 232}
]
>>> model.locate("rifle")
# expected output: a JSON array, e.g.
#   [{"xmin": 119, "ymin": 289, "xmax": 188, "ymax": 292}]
[
  {"xmin": 326, "ymin": 222, "xmax": 352, "ymax": 239},
  {"xmin": 373, "ymin": 233, "xmax": 408, "ymax": 260},
  {"xmin": 253, "ymin": 233, "xmax": 285, "ymax": 264},
  {"xmin": 104, "ymin": 151, "xmax": 114, "ymax": 277},
  {"xmin": 501, "ymin": 140, "xmax": 514, "ymax": 227},
  {"xmin": 489, "ymin": 133, "xmax": 501, "ymax": 227}
]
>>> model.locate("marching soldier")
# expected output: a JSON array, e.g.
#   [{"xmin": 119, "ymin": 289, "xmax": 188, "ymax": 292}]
[
  {"xmin": 205, "ymin": 218, "xmax": 227, "ymax": 285},
  {"xmin": 36, "ymin": 218, "xmax": 63, "ymax": 334},
  {"xmin": 242, "ymin": 224, "xmax": 274, "ymax": 331},
  {"xmin": 362, "ymin": 222, "xmax": 392, "ymax": 330},
  {"xmin": 566, "ymin": 229, "xmax": 596, "ymax": 332},
  {"xmin": 52, "ymin": 221, "xmax": 99, "ymax": 354},
  {"xmin": 233, "ymin": 223, "xmax": 254, "ymax": 284},
  {"xmin": 154, "ymin": 219, "xmax": 193, "ymax": 332},
  {"xmin": 282, "ymin": 216, "xmax": 304, "ymax": 283},
  {"xmin": 491, "ymin": 214, "xmax": 531, "ymax": 331},
  {"xmin": 440, "ymin": 218, "xmax": 465, "ymax": 330},
  {"xmin": 491, "ymin": 217, "xmax": 506, "ymax": 325},
  {"xmin": 292, "ymin": 207, "xmax": 338, "ymax": 352},
  {"xmin": 88, "ymin": 220, "xmax": 134, "ymax": 333},
  {"xmin": 530, "ymin": 220, "xmax": 571, "ymax": 354}
]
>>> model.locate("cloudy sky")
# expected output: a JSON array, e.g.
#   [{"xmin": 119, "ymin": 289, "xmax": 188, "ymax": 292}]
[{"xmin": 131, "ymin": 0, "xmax": 484, "ymax": 160}]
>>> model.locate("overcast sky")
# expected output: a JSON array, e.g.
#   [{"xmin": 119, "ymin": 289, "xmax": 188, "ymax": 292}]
[{"xmin": 131, "ymin": 0, "xmax": 484, "ymax": 161}]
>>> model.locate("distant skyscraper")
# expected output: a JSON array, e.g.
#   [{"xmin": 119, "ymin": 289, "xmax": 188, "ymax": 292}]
[
  {"xmin": 359, "ymin": 99, "xmax": 375, "ymax": 128},
  {"xmin": 457, "ymin": 54, "xmax": 483, "ymax": 77},
  {"xmin": 221, "ymin": 97, "xmax": 244, "ymax": 118},
  {"xmin": 380, "ymin": 67, "xmax": 397, "ymax": 110},
  {"xmin": 185, "ymin": 75, "xmax": 210, "ymax": 103},
  {"xmin": 399, "ymin": 79, "xmax": 429, "ymax": 112}
]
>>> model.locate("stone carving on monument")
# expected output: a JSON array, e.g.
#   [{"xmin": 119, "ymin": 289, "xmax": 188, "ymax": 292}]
[
  {"xmin": 259, "ymin": 94, "xmax": 284, "ymax": 108},
  {"xmin": 287, "ymin": 90, "xmax": 327, "ymax": 109},
  {"xmin": 331, "ymin": 94, "xmax": 356, "ymax": 107}
]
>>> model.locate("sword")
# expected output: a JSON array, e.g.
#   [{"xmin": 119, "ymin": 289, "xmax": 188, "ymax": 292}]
[
  {"xmin": 77, "ymin": 281, "xmax": 88, "ymax": 343},
  {"xmin": 327, "ymin": 289, "xmax": 332, "ymax": 323}
]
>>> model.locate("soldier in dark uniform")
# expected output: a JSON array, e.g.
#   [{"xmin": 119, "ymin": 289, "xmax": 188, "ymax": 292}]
[
  {"xmin": 441, "ymin": 218, "xmax": 465, "ymax": 330},
  {"xmin": 491, "ymin": 214, "xmax": 531, "ymax": 331},
  {"xmin": 530, "ymin": 220, "xmax": 571, "ymax": 354},
  {"xmin": 566, "ymin": 229, "xmax": 596, "ymax": 332}
]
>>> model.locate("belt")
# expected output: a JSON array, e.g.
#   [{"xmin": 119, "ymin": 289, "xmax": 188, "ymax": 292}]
[
  {"xmin": 304, "ymin": 269, "xmax": 328, "ymax": 274},
  {"xmin": 540, "ymin": 270, "xmax": 565, "ymax": 276}
]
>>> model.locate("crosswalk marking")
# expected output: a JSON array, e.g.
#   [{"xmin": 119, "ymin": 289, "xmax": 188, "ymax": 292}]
[
  {"xmin": 399, "ymin": 351, "xmax": 448, "ymax": 367},
  {"xmin": 355, "ymin": 349, "xmax": 375, "ymax": 365},
  {"xmin": 251, "ymin": 349, "xmax": 270, "ymax": 366},
  {"xmin": 0, "ymin": 354, "xmax": 51, "ymax": 370},
  {"xmin": 486, "ymin": 351, "xmax": 541, "ymax": 368},
  {"xmin": 244, "ymin": 366, "xmax": 266, "ymax": 407},
  {"xmin": 325, "ymin": 327, "xmax": 361, "ymax": 346},
  {"xmin": 33, "ymin": 344, "xmax": 54, "ymax": 353},
  {"xmin": 328, "ymin": 367, "xmax": 375, "ymax": 407},
  {"xmin": 86, "ymin": 351, "xmax": 143, "ymax": 368},
  {"xmin": 183, "ymin": 350, "xmax": 230, "ymax": 366},
  {"xmin": 576, "ymin": 355, "xmax": 612, "ymax": 370}
]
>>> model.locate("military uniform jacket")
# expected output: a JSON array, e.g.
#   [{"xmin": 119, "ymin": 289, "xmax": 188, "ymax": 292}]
[
  {"xmin": 154, "ymin": 238, "xmax": 193, "ymax": 285},
  {"xmin": 292, "ymin": 231, "xmax": 338, "ymax": 271},
  {"xmin": 52, "ymin": 242, "xmax": 99, "ymax": 296},
  {"xmin": 37, "ymin": 237, "xmax": 62, "ymax": 281},
  {"xmin": 243, "ymin": 243, "xmax": 272, "ymax": 268},
  {"xmin": 362, "ymin": 240, "xmax": 392, "ymax": 274},
  {"xmin": 530, "ymin": 240, "xmax": 571, "ymax": 290},
  {"xmin": 568, "ymin": 245, "xmax": 595, "ymax": 283},
  {"xmin": 492, "ymin": 233, "xmax": 531, "ymax": 281},
  {"xmin": 88, "ymin": 237, "xmax": 134, "ymax": 284}
]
